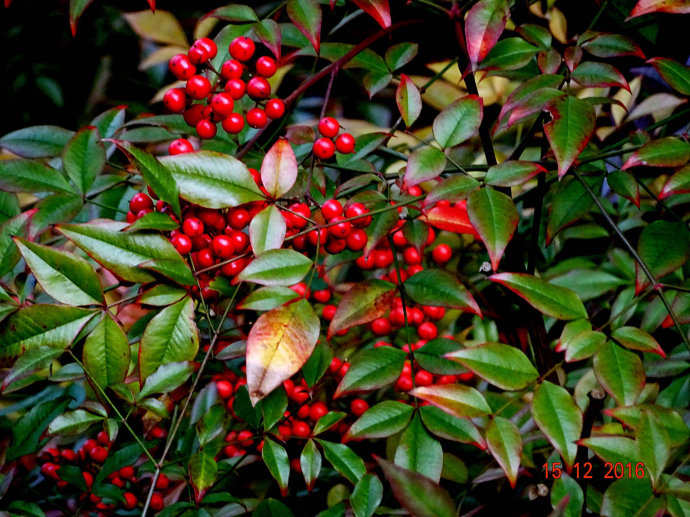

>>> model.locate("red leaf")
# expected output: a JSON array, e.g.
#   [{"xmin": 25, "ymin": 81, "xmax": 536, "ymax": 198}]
[
  {"xmin": 147, "ymin": 0, "xmax": 155, "ymax": 11},
  {"xmin": 465, "ymin": 0, "xmax": 510, "ymax": 69},
  {"xmin": 425, "ymin": 201, "xmax": 479, "ymax": 238},
  {"xmin": 628, "ymin": 0, "xmax": 690, "ymax": 19},
  {"xmin": 287, "ymin": 0, "xmax": 321, "ymax": 53},
  {"xmin": 352, "ymin": 0, "xmax": 391, "ymax": 28}
]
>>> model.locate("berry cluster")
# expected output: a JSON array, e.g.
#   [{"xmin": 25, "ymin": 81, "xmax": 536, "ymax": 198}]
[
  {"xmin": 312, "ymin": 117, "xmax": 356, "ymax": 160},
  {"xmin": 163, "ymin": 36, "xmax": 286, "ymax": 152}
]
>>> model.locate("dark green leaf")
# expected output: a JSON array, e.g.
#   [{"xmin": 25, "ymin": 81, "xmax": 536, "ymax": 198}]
[
  {"xmin": 409, "ymin": 384, "xmax": 491, "ymax": 418},
  {"xmin": 48, "ymin": 409, "xmax": 103, "ymax": 435},
  {"xmin": 486, "ymin": 416, "xmax": 522, "ymax": 488},
  {"xmin": 467, "ymin": 187, "xmax": 518, "ymax": 271},
  {"xmin": 350, "ymin": 473, "xmax": 383, "ymax": 517},
  {"xmin": 432, "ymin": 95, "xmax": 483, "ymax": 148},
  {"xmin": 594, "ymin": 342, "xmax": 645, "ymax": 406},
  {"xmin": 335, "ymin": 347, "xmax": 406, "ymax": 397},
  {"xmin": 239, "ymin": 249, "xmax": 312, "ymax": 287},
  {"xmin": 6, "ymin": 397, "xmax": 71, "ymax": 461},
  {"xmin": 328, "ymin": 280, "xmax": 395, "ymax": 339},
  {"xmin": 287, "ymin": 0, "xmax": 321, "ymax": 52},
  {"xmin": 344, "ymin": 401, "xmax": 414, "ymax": 441},
  {"xmin": 647, "ymin": 57, "xmax": 690, "ymax": 95},
  {"xmin": 238, "ymin": 286, "xmax": 299, "ymax": 311},
  {"xmin": 63, "ymin": 126, "xmax": 104, "ymax": 194},
  {"xmin": 139, "ymin": 361, "xmax": 196, "ymax": 399},
  {"xmin": 300, "ymin": 439, "xmax": 321, "ymax": 490},
  {"xmin": 543, "ymin": 96, "xmax": 596, "ymax": 178},
  {"xmin": 636, "ymin": 221, "xmax": 690, "ymax": 293},
  {"xmin": 317, "ymin": 439, "xmax": 366, "ymax": 484},
  {"xmin": 0, "ymin": 126, "xmax": 74, "ymax": 158},
  {"xmin": 394, "ymin": 414, "xmax": 443, "ymax": 482},
  {"xmin": 83, "ymin": 313, "xmax": 130, "ymax": 388},
  {"xmin": 0, "ymin": 160, "xmax": 73, "ymax": 193},
  {"xmin": 405, "ymin": 270, "xmax": 482, "ymax": 314},
  {"xmin": 189, "ymin": 452, "xmax": 218, "ymax": 503}
]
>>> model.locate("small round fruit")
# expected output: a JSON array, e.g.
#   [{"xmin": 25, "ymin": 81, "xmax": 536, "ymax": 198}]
[
  {"xmin": 265, "ymin": 98, "xmax": 285, "ymax": 119},
  {"xmin": 225, "ymin": 78, "xmax": 246, "ymax": 100},
  {"xmin": 309, "ymin": 401, "xmax": 328, "ymax": 421},
  {"xmin": 288, "ymin": 202, "xmax": 310, "ymax": 228},
  {"xmin": 172, "ymin": 234, "xmax": 193, "ymax": 255},
  {"xmin": 182, "ymin": 217, "xmax": 204, "ymax": 237},
  {"xmin": 155, "ymin": 473, "xmax": 170, "ymax": 490},
  {"xmin": 169, "ymin": 138, "xmax": 193, "ymax": 155},
  {"xmin": 403, "ymin": 247, "xmax": 421, "ymax": 265},
  {"xmin": 163, "ymin": 88, "xmax": 187, "ymax": 113},
  {"xmin": 193, "ymin": 37, "xmax": 217, "ymax": 59},
  {"xmin": 90, "ymin": 446, "xmax": 108, "ymax": 463},
  {"xmin": 186, "ymin": 75, "xmax": 212, "ymax": 100},
  {"xmin": 119, "ymin": 466, "xmax": 135, "ymax": 480},
  {"xmin": 222, "ymin": 113, "xmax": 245, "ymax": 134},
  {"xmin": 371, "ymin": 317, "xmax": 391, "ymax": 336},
  {"xmin": 329, "ymin": 216, "xmax": 351, "ymax": 239},
  {"xmin": 196, "ymin": 119, "xmax": 217, "ymax": 139},
  {"xmin": 350, "ymin": 398, "xmax": 369, "ymax": 416},
  {"xmin": 124, "ymin": 492, "xmax": 138, "ymax": 511},
  {"xmin": 246, "ymin": 107, "xmax": 267, "ymax": 128},
  {"xmin": 183, "ymin": 104, "xmax": 205, "ymax": 127},
  {"xmin": 321, "ymin": 199, "xmax": 343, "ymax": 221},
  {"xmin": 313, "ymin": 137, "xmax": 335, "ymax": 160},
  {"xmin": 246, "ymin": 77, "xmax": 271, "ymax": 100},
  {"xmin": 322, "ymin": 304, "xmax": 337, "ymax": 320},
  {"xmin": 150, "ymin": 493, "xmax": 164, "ymax": 512},
  {"xmin": 211, "ymin": 93, "xmax": 235, "ymax": 118},
  {"xmin": 212, "ymin": 235, "xmax": 234, "ymax": 258},
  {"xmin": 228, "ymin": 208, "xmax": 250, "ymax": 229},
  {"xmin": 255, "ymin": 55, "xmax": 277, "ymax": 77},
  {"xmin": 318, "ymin": 117, "xmax": 339, "ymax": 138},
  {"xmin": 432, "ymin": 243, "xmax": 452, "ymax": 264},
  {"xmin": 229, "ymin": 36, "xmax": 255, "ymax": 61},
  {"xmin": 292, "ymin": 420, "xmax": 311, "ymax": 438},
  {"xmin": 216, "ymin": 380, "xmax": 234, "ymax": 398},
  {"xmin": 335, "ymin": 133, "xmax": 355, "ymax": 154},
  {"xmin": 130, "ymin": 193, "xmax": 153, "ymax": 213},
  {"xmin": 345, "ymin": 202, "xmax": 371, "ymax": 228},
  {"xmin": 168, "ymin": 54, "xmax": 195, "ymax": 80},
  {"xmin": 187, "ymin": 45, "xmax": 208, "ymax": 65},
  {"xmin": 326, "ymin": 237, "xmax": 346, "ymax": 254},
  {"xmin": 417, "ymin": 321, "xmax": 438, "ymax": 340},
  {"xmin": 415, "ymin": 370, "xmax": 434, "ymax": 386},
  {"xmin": 373, "ymin": 248, "xmax": 393, "ymax": 269},
  {"xmin": 221, "ymin": 59, "xmax": 244, "ymax": 80},
  {"xmin": 346, "ymin": 229, "xmax": 367, "ymax": 251}
]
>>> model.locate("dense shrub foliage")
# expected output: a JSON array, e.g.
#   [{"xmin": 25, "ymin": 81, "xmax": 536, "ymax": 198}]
[{"xmin": 1, "ymin": 0, "xmax": 690, "ymax": 515}]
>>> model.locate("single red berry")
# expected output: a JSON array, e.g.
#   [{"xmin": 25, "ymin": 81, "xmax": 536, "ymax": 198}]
[
  {"xmin": 216, "ymin": 380, "xmax": 234, "ymax": 399},
  {"xmin": 211, "ymin": 93, "xmax": 235, "ymax": 118},
  {"xmin": 297, "ymin": 404, "xmax": 311, "ymax": 419},
  {"xmin": 97, "ymin": 430, "xmax": 110, "ymax": 446},
  {"xmin": 90, "ymin": 446, "xmax": 108, "ymax": 463},
  {"xmin": 418, "ymin": 322, "xmax": 438, "ymax": 340},
  {"xmin": 318, "ymin": 117, "xmax": 339, "ymax": 138},
  {"xmin": 288, "ymin": 202, "xmax": 310, "ymax": 228},
  {"xmin": 345, "ymin": 202, "xmax": 371, "ymax": 228},
  {"xmin": 350, "ymin": 398, "xmax": 369, "ymax": 416},
  {"xmin": 150, "ymin": 426, "xmax": 167, "ymax": 439},
  {"xmin": 187, "ymin": 45, "xmax": 208, "ymax": 65},
  {"xmin": 329, "ymin": 216, "xmax": 351, "ymax": 239},
  {"xmin": 186, "ymin": 75, "xmax": 212, "ymax": 100},
  {"xmin": 237, "ymin": 430, "xmax": 253, "ymax": 448},
  {"xmin": 414, "ymin": 370, "xmax": 433, "ymax": 387},
  {"xmin": 423, "ymin": 305, "xmax": 445, "ymax": 320},
  {"xmin": 308, "ymin": 227, "xmax": 329, "ymax": 247},
  {"xmin": 212, "ymin": 235, "xmax": 234, "ymax": 258},
  {"xmin": 194, "ymin": 37, "xmax": 217, "ymax": 59},
  {"xmin": 229, "ymin": 36, "xmax": 255, "ymax": 61},
  {"xmin": 123, "ymin": 492, "xmax": 138, "ymax": 510},
  {"xmin": 163, "ymin": 88, "xmax": 187, "ymax": 113},
  {"xmin": 322, "ymin": 304, "xmax": 337, "ymax": 320},
  {"xmin": 155, "ymin": 473, "xmax": 170, "ymax": 490},
  {"xmin": 313, "ymin": 137, "xmax": 335, "ymax": 160},
  {"xmin": 255, "ymin": 55, "xmax": 277, "ymax": 77},
  {"xmin": 246, "ymin": 107, "xmax": 267, "ymax": 128},
  {"xmin": 407, "ymin": 264, "xmax": 424, "ymax": 276},
  {"xmin": 61, "ymin": 449, "xmax": 77, "ymax": 462},
  {"xmin": 312, "ymin": 289, "xmax": 331, "ymax": 303},
  {"xmin": 222, "ymin": 112, "xmax": 245, "ymax": 133},
  {"xmin": 373, "ymin": 248, "xmax": 393, "ymax": 269},
  {"xmin": 169, "ymin": 54, "xmax": 195, "ymax": 80},
  {"xmin": 328, "ymin": 357, "xmax": 342, "ymax": 373},
  {"xmin": 292, "ymin": 420, "xmax": 311, "ymax": 438},
  {"xmin": 326, "ymin": 238, "xmax": 346, "ymax": 254},
  {"xmin": 41, "ymin": 462, "xmax": 60, "ymax": 480},
  {"xmin": 225, "ymin": 78, "xmax": 246, "ymax": 100},
  {"xmin": 119, "ymin": 466, "xmax": 135, "ymax": 480},
  {"xmin": 183, "ymin": 104, "xmax": 206, "ymax": 127},
  {"xmin": 246, "ymin": 76, "xmax": 271, "ymax": 100},
  {"xmin": 395, "ymin": 373, "xmax": 414, "ymax": 392},
  {"xmin": 346, "ymin": 228, "xmax": 367, "ymax": 251},
  {"xmin": 265, "ymin": 98, "xmax": 285, "ymax": 119},
  {"xmin": 83, "ymin": 471, "xmax": 94, "ymax": 489},
  {"xmin": 437, "ymin": 374, "xmax": 456, "ymax": 384},
  {"xmin": 388, "ymin": 307, "xmax": 406, "ymax": 327},
  {"xmin": 290, "ymin": 282, "xmax": 308, "ymax": 297},
  {"xmin": 356, "ymin": 253, "xmax": 375, "ymax": 269},
  {"xmin": 371, "ymin": 317, "xmax": 391, "ymax": 336},
  {"xmin": 130, "ymin": 193, "xmax": 153, "ymax": 213},
  {"xmin": 222, "ymin": 257, "xmax": 247, "ymax": 277},
  {"xmin": 309, "ymin": 401, "xmax": 328, "ymax": 421},
  {"xmin": 228, "ymin": 208, "xmax": 250, "ymax": 229},
  {"xmin": 407, "ymin": 185, "xmax": 423, "ymax": 197},
  {"xmin": 335, "ymin": 133, "xmax": 355, "ymax": 154},
  {"xmin": 338, "ymin": 362, "xmax": 350, "ymax": 377},
  {"xmin": 432, "ymin": 243, "xmax": 452, "ymax": 264},
  {"xmin": 403, "ymin": 247, "xmax": 421, "ymax": 265},
  {"xmin": 169, "ymin": 138, "xmax": 193, "ymax": 155},
  {"xmin": 230, "ymin": 231, "xmax": 249, "ymax": 253},
  {"xmin": 408, "ymin": 307, "xmax": 425, "ymax": 326},
  {"xmin": 321, "ymin": 199, "xmax": 343, "ymax": 221},
  {"xmin": 196, "ymin": 119, "xmax": 217, "ymax": 139},
  {"xmin": 150, "ymin": 493, "xmax": 164, "ymax": 512},
  {"xmin": 221, "ymin": 59, "xmax": 244, "ymax": 80},
  {"xmin": 183, "ymin": 217, "xmax": 204, "ymax": 237},
  {"xmin": 197, "ymin": 248, "xmax": 215, "ymax": 268}
]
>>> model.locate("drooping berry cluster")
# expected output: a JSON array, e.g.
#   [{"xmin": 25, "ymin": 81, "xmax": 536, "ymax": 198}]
[{"xmin": 312, "ymin": 117, "xmax": 356, "ymax": 160}]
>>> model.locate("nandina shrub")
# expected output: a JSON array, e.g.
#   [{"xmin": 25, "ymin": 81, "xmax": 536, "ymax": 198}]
[{"xmin": 1, "ymin": 0, "xmax": 690, "ymax": 515}]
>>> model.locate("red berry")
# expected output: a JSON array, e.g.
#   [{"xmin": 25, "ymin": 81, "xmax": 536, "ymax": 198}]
[
  {"xmin": 247, "ymin": 76, "xmax": 271, "ymax": 100},
  {"xmin": 225, "ymin": 78, "xmax": 246, "ymax": 100},
  {"xmin": 187, "ymin": 45, "xmax": 208, "ymax": 65},
  {"xmin": 150, "ymin": 426, "xmax": 167, "ymax": 439},
  {"xmin": 169, "ymin": 54, "xmax": 195, "ymax": 80},
  {"xmin": 335, "ymin": 133, "xmax": 355, "ymax": 154},
  {"xmin": 329, "ymin": 216, "xmax": 351, "ymax": 239},
  {"xmin": 229, "ymin": 36, "xmax": 255, "ymax": 61},
  {"xmin": 230, "ymin": 231, "xmax": 249, "ymax": 253},
  {"xmin": 194, "ymin": 37, "xmax": 217, "ymax": 59},
  {"xmin": 222, "ymin": 257, "xmax": 247, "ymax": 277},
  {"xmin": 90, "ymin": 446, "xmax": 108, "ymax": 463},
  {"xmin": 163, "ymin": 88, "xmax": 187, "ymax": 113},
  {"xmin": 407, "ymin": 185, "xmax": 422, "ymax": 197},
  {"xmin": 97, "ymin": 430, "xmax": 110, "ymax": 446},
  {"xmin": 346, "ymin": 228, "xmax": 367, "ymax": 251},
  {"xmin": 322, "ymin": 304, "xmax": 337, "ymax": 320},
  {"xmin": 415, "ymin": 370, "xmax": 434, "ymax": 386},
  {"xmin": 312, "ymin": 289, "xmax": 331, "ymax": 303},
  {"xmin": 228, "ymin": 208, "xmax": 250, "ymax": 229},
  {"xmin": 297, "ymin": 404, "xmax": 311, "ymax": 419},
  {"xmin": 150, "ymin": 493, "xmax": 164, "ymax": 511},
  {"xmin": 255, "ymin": 55, "xmax": 277, "ymax": 77},
  {"xmin": 371, "ymin": 317, "xmax": 391, "ymax": 336},
  {"xmin": 212, "ymin": 235, "xmax": 234, "ymax": 258},
  {"xmin": 321, "ymin": 199, "xmax": 342, "ymax": 221},
  {"xmin": 356, "ymin": 253, "xmax": 375, "ymax": 269},
  {"xmin": 318, "ymin": 117, "xmax": 339, "ymax": 138},
  {"xmin": 130, "ymin": 193, "xmax": 153, "ymax": 213},
  {"xmin": 288, "ymin": 202, "xmax": 310, "ymax": 228},
  {"xmin": 186, "ymin": 75, "xmax": 212, "ymax": 100},
  {"xmin": 326, "ymin": 238, "xmax": 346, "ymax": 254},
  {"xmin": 61, "ymin": 449, "xmax": 77, "ymax": 462},
  {"xmin": 418, "ymin": 322, "xmax": 438, "ymax": 340},
  {"xmin": 350, "ymin": 398, "xmax": 369, "ymax": 416},
  {"xmin": 124, "ymin": 492, "xmax": 138, "ymax": 510},
  {"xmin": 403, "ymin": 247, "xmax": 421, "ymax": 265},
  {"xmin": 265, "ymin": 98, "xmax": 285, "ymax": 119},
  {"xmin": 196, "ymin": 119, "xmax": 217, "ymax": 139},
  {"xmin": 119, "ymin": 466, "xmax": 135, "ymax": 480},
  {"xmin": 373, "ymin": 248, "xmax": 393, "ymax": 269},
  {"xmin": 221, "ymin": 59, "xmax": 244, "ymax": 80},
  {"xmin": 169, "ymin": 138, "xmax": 193, "ymax": 155},
  {"xmin": 292, "ymin": 420, "xmax": 311, "ymax": 438},
  {"xmin": 309, "ymin": 401, "xmax": 328, "ymax": 421},
  {"xmin": 237, "ymin": 430, "xmax": 253, "ymax": 448},
  {"xmin": 291, "ymin": 282, "xmax": 308, "ymax": 297},
  {"xmin": 345, "ymin": 202, "xmax": 371, "ymax": 228},
  {"xmin": 41, "ymin": 462, "xmax": 60, "ymax": 480},
  {"xmin": 83, "ymin": 471, "xmax": 94, "ymax": 489},
  {"xmin": 407, "ymin": 264, "xmax": 424, "ymax": 276},
  {"xmin": 313, "ymin": 137, "xmax": 335, "ymax": 160},
  {"xmin": 211, "ymin": 93, "xmax": 235, "ymax": 118},
  {"xmin": 197, "ymin": 248, "xmax": 215, "ymax": 268},
  {"xmin": 222, "ymin": 112, "xmax": 245, "ymax": 133},
  {"xmin": 388, "ymin": 307, "xmax": 406, "ymax": 327},
  {"xmin": 408, "ymin": 307, "xmax": 425, "ymax": 326},
  {"xmin": 423, "ymin": 305, "xmax": 445, "ymax": 320},
  {"xmin": 432, "ymin": 243, "xmax": 452, "ymax": 264},
  {"xmin": 308, "ymin": 227, "xmax": 329, "ymax": 247},
  {"xmin": 395, "ymin": 374, "xmax": 414, "ymax": 392},
  {"xmin": 216, "ymin": 380, "xmax": 234, "ymax": 398},
  {"xmin": 183, "ymin": 104, "xmax": 206, "ymax": 127},
  {"xmin": 183, "ymin": 217, "xmax": 204, "ymax": 237},
  {"xmin": 392, "ymin": 228, "xmax": 407, "ymax": 247},
  {"xmin": 246, "ymin": 107, "xmax": 267, "ymax": 128},
  {"xmin": 155, "ymin": 473, "xmax": 169, "ymax": 490}
]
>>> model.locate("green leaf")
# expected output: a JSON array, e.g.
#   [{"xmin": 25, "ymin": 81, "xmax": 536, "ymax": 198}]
[
  {"xmin": 0, "ymin": 210, "xmax": 35, "ymax": 277},
  {"xmin": 0, "ymin": 191, "xmax": 20, "ymax": 223},
  {"xmin": 335, "ymin": 346, "xmax": 406, "ymax": 397},
  {"xmin": 394, "ymin": 414, "xmax": 443, "ymax": 482},
  {"xmin": 403, "ymin": 146, "xmax": 445, "ymax": 188},
  {"xmin": 414, "ymin": 339, "xmax": 466, "ymax": 375},
  {"xmin": 83, "ymin": 313, "xmax": 130, "ymax": 388},
  {"xmin": 6, "ymin": 397, "xmax": 71, "ymax": 461},
  {"xmin": 419, "ymin": 405, "xmax": 485, "ymax": 448},
  {"xmin": 648, "ymin": 57, "xmax": 690, "ymax": 95},
  {"xmin": 58, "ymin": 221, "xmax": 193, "ymax": 285},
  {"xmin": 546, "ymin": 176, "xmax": 598, "ymax": 243},
  {"xmin": 580, "ymin": 31, "xmax": 645, "ymax": 59},
  {"xmin": 396, "ymin": 74, "xmax": 422, "ymax": 128},
  {"xmin": 239, "ymin": 249, "xmax": 312, "ymax": 287},
  {"xmin": 497, "ymin": 74, "xmax": 564, "ymax": 130},
  {"xmin": 556, "ymin": 323, "xmax": 606, "ymax": 363},
  {"xmin": 445, "ymin": 342, "xmax": 538, "ymax": 391},
  {"xmin": 255, "ymin": 19, "xmax": 281, "ymax": 60},
  {"xmin": 287, "ymin": 0, "xmax": 321, "ymax": 52},
  {"xmin": 424, "ymin": 175, "xmax": 480, "ymax": 207},
  {"xmin": 302, "ymin": 343, "xmax": 332, "ymax": 388},
  {"xmin": 432, "ymin": 95, "xmax": 483, "ymax": 149},
  {"xmin": 363, "ymin": 206, "xmax": 398, "ymax": 257},
  {"xmin": 402, "ymin": 219, "xmax": 429, "ymax": 253},
  {"xmin": 350, "ymin": 473, "xmax": 383, "ymax": 517},
  {"xmin": 343, "ymin": 401, "xmax": 414, "ymax": 441},
  {"xmin": 0, "ymin": 125, "xmax": 74, "ymax": 158},
  {"xmin": 238, "ymin": 286, "xmax": 300, "ymax": 312},
  {"xmin": 48, "ymin": 409, "xmax": 103, "ymax": 435},
  {"xmin": 2, "ymin": 346, "xmax": 62, "ymax": 393},
  {"xmin": 262, "ymin": 386, "xmax": 288, "ymax": 431},
  {"xmin": 637, "ymin": 410, "xmax": 670, "ymax": 487},
  {"xmin": 660, "ymin": 164, "xmax": 690, "ymax": 199},
  {"xmin": 531, "ymin": 381, "xmax": 583, "ymax": 467},
  {"xmin": 124, "ymin": 211, "xmax": 179, "ymax": 232},
  {"xmin": 572, "ymin": 61, "xmax": 629, "ymax": 91},
  {"xmin": 300, "ymin": 439, "xmax": 322, "ymax": 490},
  {"xmin": 594, "ymin": 341, "xmax": 644, "ymax": 406},
  {"xmin": 139, "ymin": 297, "xmax": 199, "ymax": 381},
  {"xmin": 94, "ymin": 443, "xmax": 143, "ymax": 485},
  {"xmin": 189, "ymin": 452, "xmax": 218, "ymax": 503},
  {"xmin": 15, "ymin": 237, "xmax": 103, "ymax": 306},
  {"xmin": 91, "ymin": 106, "xmax": 127, "ymax": 141},
  {"xmin": 318, "ymin": 439, "xmax": 367, "ymax": 484},
  {"xmin": 261, "ymin": 138, "xmax": 298, "ymax": 200},
  {"xmin": 490, "ymin": 272, "xmax": 588, "ymax": 320},
  {"xmin": 611, "ymin": 326, "xmax": 665, "ymax": 357},
  {"xmin": 636, "ymin": 220, "xmax": 690, "ymax": 293},
  {"xmin": 249, "ymin": 205, "xmax": 286, "ymax": 256},
  {"xmin": 122, "ymin": 10, "xmax": 188, "ymax": 46},
  {"xmin": 63, "ymin": 127, "xmax": 104, "ymax": 194},
  {"xmin": 328, "ymin": 280, "xmax": 396, "ymax": 339},
  {"xmin": 623, "ymin": 137, "xmax": 690, "ymax": 170},
  {"xmin": 607, "ymin": 171, "xmax": 640, "ymax": 207},
  {"xmin": 376, "ymin": 457, "xmax": 456, "ymax": 517},
  {"xmin": 385, "ymin": 42, "xmax": 418, "ymax": 71},
  {"xmin": 578, "ymin": 434, "xmax": 639, "ymax": 465},
  {"xmin": 160, "ymin": 151, "xmax": 263, "ymax": 209},
  {"xmin": 543, "ymin": 96, "xmax": 596, "ymax": 178},
  {"xmin": 517, "ymin": 24, "xmax": 552, "ymax": 48},
  {"xmin": 409, "ymin": 384, "xmax": 491, "ymax": 419},
  {"xmin": 600, "ymin": 478, "xmax": 664, "ymax": 517},
  {"xmin": 32, "ymin": 194, "xmax": 84, "ymax": 233},
  {"xmin": 313, "ymin": 411, "xmax": 347, "ymax": 435},
  {"xmin": 0, "ymin": 305, "xmax": 95, "ymax": 361},
  {"xmin": 467, "ymin": 187, "xmax": 518, "ymax": 271},
  {"xmin": 480, "ymin": 37, "xmax": 539, "ymax": 70},
  {"xmin": 139, "ymin": 361, "xmax": 196, "ymax": 399},
  {"xmin": 486, "ymin": 416, "xmax": 522, "ymax": 488},
  {"xmin": 485, "ymin": 160, "xmax": 547, "ymax": 188},
  {"xmin": 551, "ymin": 473, "xmax": 584, "ymax": 517},
  {"xmin": 204, "ymin": 4, "xmax": 258, "ymax": 22},
  {"xmin": 606, "ymin": 405, "xmax": 689, "ymax": 447},
  {"xmin": 112, "ymin": 141, "xmax": 180, "ymax": 217},
  {"xmin": 0, "ymin": 160, "xmax": 74, "ymax": 193},
  {"xmin": 254, "ymin": 499, "xmax": 295, "ymax": 517},
  {"xmin": 465, "ymin": 0, "xmax": 510, "ymax": 68}
]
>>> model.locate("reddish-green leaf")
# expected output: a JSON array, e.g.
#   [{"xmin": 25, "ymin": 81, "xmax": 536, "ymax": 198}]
[
  {"xmin": 255, "ymin": 19, "xmax": 281, "ymax": 60},
  {"xmin": 403, "ymin": 146, "xmax": 445, "ymax": 188},
  {"xmin": 48, "ymin": 409, "xmax": 103, "ymax": 436},
  {"xmin": 402, "ymin": 219, "xmax": 429, "ymax": 253},
  {"xmin": 239, "ymin": 249, "xmax": 312, "ymax": 286},
  {"xmin": 2, "ymin": 346, "xmax": 61, "ymax": 394},
  {"xmin": 189, "ymin": 452, "xmax": 217, "ymax": 503},
  {"xmin": 594, "ymin": 341, "xmax": 645, "ymax": 406},
  {"xmin": 300, "ymin": 439, "xmax": 321, "ymax": 491},
  {"xmin": 404, "ymin": 269, "xmax": 481, "ymax": 315},
  {"xmin": 262, "ymin": 438, "xmax": 290, "ymax": 494},
  {"xmin": 647, "ymin": 57, "xmax": 690, "ymax": 95},
  {"xmin": 376, "ymin": 457, "xmax": 456, "ymax": 517},
  {"xmin": 578, "ymin": 435, "xmax": 639, "ymax": 465},
  {"xmin": 622, "ymin": 137, "xmax": 690, "ymax": 169},
  {"xmin": 516, "ymin": 23, "xmax": 552, "ymax": 48},
  {"xmin": 635, "ymin": 220, "xmax": 690, "ymax": 293},
  {"xmin": 467, "ymin": 187, "xmax": 518, "ymax": 271},
  {"xmin": 611, "ymin": 326, "xmax": 665, "ymax": 357},
  {"xmin": 637, "ymin": 410, "xmax": 670, "ymax": 487},
  {"xmin": 352, "ymin": 0, "xmax": 391, "ymax": 28},
  {"xmin": 414, "ymin": 339, "xmax": 466, "ymax": 375},
  {"xmin": 363, "ymin": 207, "xmax": 398, "ymax": 257},
  {"xmin": 83, "ymin": 313, "xmax": 130, "ymax": 388},
  {"xmin": 335, "ymin": 347, "xmax": 406, "ymax": 397},
  {"xmin": 328, "ymin": 279, "xmax": 396, "ymax": 339},
  {"xmin": 344, "ymin": 401, "xmax": 414, "ymax": 441},
  {"xmin": 351, "ymin": 473, "xmax": 383, "ymax": 517},
  {"xmin": 556, "ymin": 325, "xmax": 606, "ymax": 363},
  {"xmin": 423, "ymin": 175, "xmax": 480, "ymax": 206},
  {"xmin": 318, "ymin": 440, "xmax": 366, "ymax": 484},
  {"xmin": 490, "ymin": 272, "xmax": 588, "ymax": 320},
  {"xmin": 385, "ymin": 42, "xmax": 418, "ymax": 71},
  {"xmin": 69, "ymin": 0, "xmax": 94, "ymax": 35},
  {"xmin": 628, "ymin": 0, "xmax": 690, "ymax": 19},
  {"xmin": 0, "ymin": 125, "xmax": 74, "ymax": 158},
  {"xmin": 6, "ymin": 397, "xmax": 72, "ymax": 462},
  {"xmin": 486, "ymin": 416, "xmax": 522, "ymax": 488},
  {"xmin": 580, "ymin": 31, "xmax": 645, "ymax": 59},
  {"xmin": 409, "ymin": 384, "xmax": 491, "ymax": 418},
  {"xmin": 15, "ymin": 237, "xmax": 103, "ymax": 306},
  {"xmin": 531, "ymin": 381, "xmax": 583, "ymax": 467},
  {"xmin": 250, "ymin": 205, "xmax": 286, "ymax": 256},
  {"xmin": 572, "ymin": 61, "xmax": 630, "ymax": 91},
  {"xmin": 432, "ymin": 95, "xmax": 483, "ymax": 149},
  {"xmin": 63, "ymin": 127, "xmax": 104, "ymax": 194},
  {"xmin": 287, "ymin": 0, "xmax": 321, "ymax": 53},
  {"xmin": 395, "ymin": 414, "xmax": 442, "ymax": 482},
  {"xmin": 396, "ymin": 74, "xmax": 422, "ymax": 128},
  {"xmin": 425, "ymin": 203, "xmax": 479, "ymax": 237},
  {"xmin": 0, "ymin": 160, "xmax": 74, "ymax": 194},
  {"xmin": 161, "ymin": 150, "xmax": 263, "ymax": 209},
  {"xmin": 139, "ymin": 296, "xmax": 198, "ymax": 381},
  {"xmin": 313, "ymin": 411, "xmax": 347, "ymax": 435},
  {"xmin": 445, "ymin": 342, "xmax": 538, "ymax": 390},
  {"xmin": 419, "ymin": 405, "xmax": 486, "ymax": 448},
  {"xmin": 485, "ymin": 160, "xmax": 547, "ymax": 187},
  {"xmin": 480, "ymin": 37, "xmax": 539, "ymax": 70},
  {"xmin": 204, "ymin": 5, "xmax": 258, "ymax": 22},
  {"xmin": 606, "ymin": 406, "xmax": 690, "ymax": 447},
  {"xmin": 543, "ymin": 96, "xmax": 596, "ymax": 178},
  {"xmin": 546, "ymin": 176, "xmax": 598, "ymax": 243},
  {"xmin": 659, "ymin": 164, "xmax": 690, "ymax": 199},
  {"xmin": 551, "ymin": 473, "xmax": 584, "ymax": 517},
  {"xmin": 497, "ymin": 74, "xmax": 563, "ymax": 130},
  {"xmin": 607, "ymin": 171, "xmax": 640, "ymax": 207},
  {"xmin": 0, "ymin": 210, "xmax": 35, "ymax": 277},
  {"xmin": 465, "ymin": 0, "xmax": 510, "ymax": 69},
  {"xmin": 261, "ymin": 138, "xmax": 298, "ymax": 199},
  {"xmin": 246, "ymin": 299, "xmax": 319, "ymax": 405}
]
